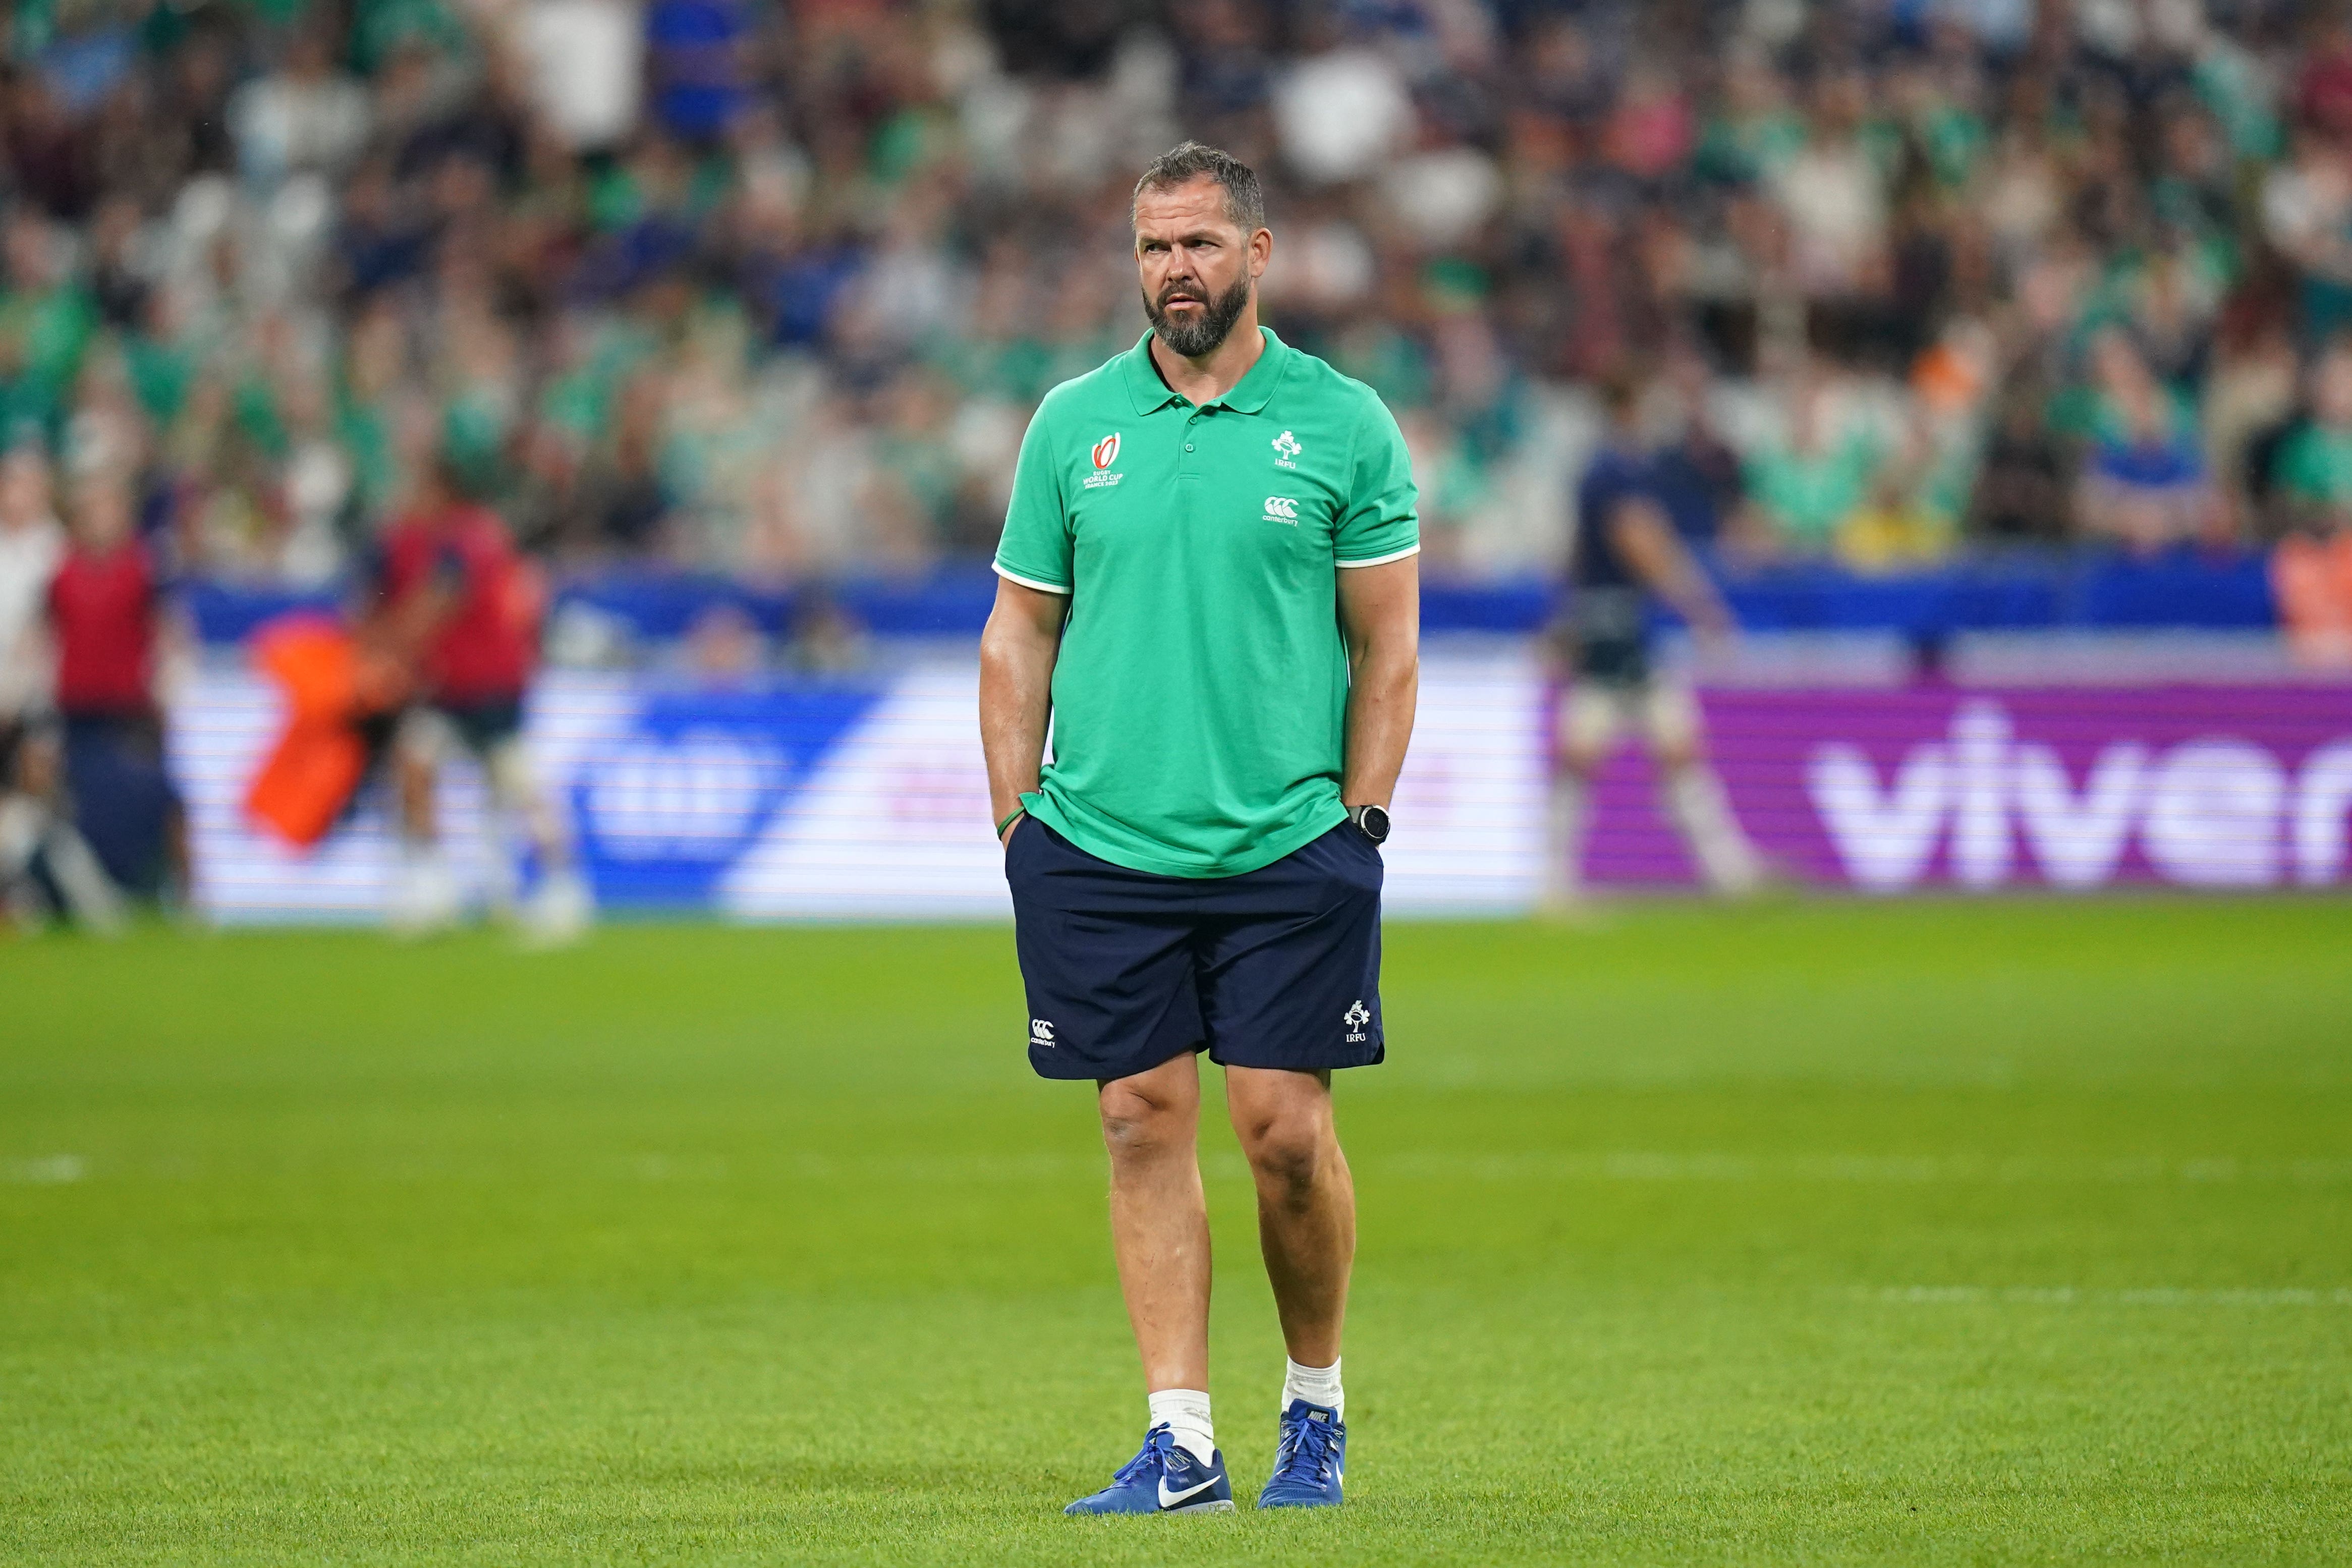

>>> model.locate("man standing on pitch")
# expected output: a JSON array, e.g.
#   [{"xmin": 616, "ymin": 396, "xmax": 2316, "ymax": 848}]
[{"xmin": 979, "ymin": 143, "xmax": 1419, "ymax": 1516}]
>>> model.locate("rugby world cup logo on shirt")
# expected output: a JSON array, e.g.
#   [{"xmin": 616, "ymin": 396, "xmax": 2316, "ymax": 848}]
[{"xmin": 1084, "ymin": 432, "xmax": 1122, "ymax": 488}]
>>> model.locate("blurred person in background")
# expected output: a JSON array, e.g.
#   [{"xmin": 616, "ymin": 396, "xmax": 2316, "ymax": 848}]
[
  {"xmin": 2271, "ymin": 338, "xmax": 2352, "ymax": 527},
  {"xmin": 0, "ymin": 450, "xmax": 63, "ymax": 751},
  {"xmin": 2074, "ymin": 329, "xmax": 2219, "ymax": 553},
  {"xmin": 0, "ymin": 446, "xmax": 121, "ymax": 929},
  {"xmin": 1971, "ymin": 380, "xmax": 2075, "ymax": 544},
  {"xmin": 44, "ymin": 468, "xmax": 181, "ymax": 923},
  {"xmin": 1771, "ymin": 70, "xmax": 1890, "ymax": 301},
  {"xmin": 2273, "ymin": 339, "xmax": 2352, "ymax": 666},
  {"xmin": 360, "ymin": 454, "xmax": 588, "ymax": 942},
  {"xmin": 1643, "ymin": 350, "xmax": 1745, "ymax": 548},
  {"xmin": 1543, "ymin": 369, "xmax": 1763, "ymax": 911},
  {"xmin": 2275, "ymin": 509, "xmax": 2352, "ymax": 666},
  {"xmin": 1737, "ymin": 363, "xmax": 1884, "ymax": 555}
]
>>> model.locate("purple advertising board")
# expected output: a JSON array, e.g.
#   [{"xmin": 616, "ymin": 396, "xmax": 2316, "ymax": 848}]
[{"xmin": 1582, "ymin": 685, "xmax": 2352, "ymax": 891}]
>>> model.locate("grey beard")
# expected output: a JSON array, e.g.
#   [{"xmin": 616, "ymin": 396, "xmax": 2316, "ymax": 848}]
[{"xmin": 1146, "ymin": 275, "xmax": 1252, "ymax": 358}]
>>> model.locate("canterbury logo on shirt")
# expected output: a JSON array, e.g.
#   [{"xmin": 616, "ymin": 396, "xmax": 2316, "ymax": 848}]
[{"xmin": 1263, "ymin": 496, "xmax": 1299, "ymax": 523}]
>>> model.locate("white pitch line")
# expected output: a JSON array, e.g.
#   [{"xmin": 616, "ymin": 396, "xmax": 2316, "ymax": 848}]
[
  {"xmin": 1872, "ymin": 1285, "xmax": 2352, "ymax": 1306},
  {"xmin": 1, "ymin": 1155, "xmax": 87, "ymax": 1185},
  {"xmin": 1369, "ymin": 1152, "xmax": 2352, "ymax": 1185}
]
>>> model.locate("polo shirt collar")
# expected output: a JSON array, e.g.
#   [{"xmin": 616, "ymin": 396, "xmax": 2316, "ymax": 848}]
[{"xmin": 1118, "ymin": 326, "xmax": 1293, "ymax": 416}]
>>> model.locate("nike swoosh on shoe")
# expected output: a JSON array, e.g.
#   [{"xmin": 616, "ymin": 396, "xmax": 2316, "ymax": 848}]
[{"xmin": 1158, "ymin": 1475, "xmax": 1220, "ymax": 1508}]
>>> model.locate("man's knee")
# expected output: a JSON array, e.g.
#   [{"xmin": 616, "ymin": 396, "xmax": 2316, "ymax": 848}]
[
  {"xmin": 1557, "ymin": 749, "xmax": 1604, "ymax": 784},
  {"xmin": 1247, "ymin": 1130, "xmax": 1326, "ymax": 1207},
  {"xmin": 1645, "ymin": 689, "xmax": 1705, "ymax": 768},
  {"xmin": 1652, "ymin": 739, "xmax": 1703, "ymax": 773},
  {"xmin": 395, "ymin": 748, "xmax": 437, "ymax": 811},
  {"xmin": 1097, "ymin": 1075, "xmax": 1192, "ymax": 1163},
  {"xmin": 1232, "ymin": 1095, "xmax": 1334, "ymax": 1208}
]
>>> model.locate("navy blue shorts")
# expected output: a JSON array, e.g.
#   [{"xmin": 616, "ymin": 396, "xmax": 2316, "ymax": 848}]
[{"xmin": 1005, "ymin": 818, "xmax": 1386, "ymax": 1083}]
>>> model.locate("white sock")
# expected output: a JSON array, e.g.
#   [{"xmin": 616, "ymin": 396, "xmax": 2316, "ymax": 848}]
[
  {"xmin": 1147, "ymin": 1388, "xmax": 1215, "ymax": 1466},
  {"xmin": 388, "ymin": 837, "xmax": 460, "ymax": 933},
  {"xmin": 0, "ymin": 796, "xmax": 46, "ymax": 876},
  {"xmin": 40, "ymin": 822, "xmax": 125, "ymax": 935},
  {"xmin": 1281, "ymin": 1357, "xmax": 1343, "ymax": 1420},
  {"xmin": 1543, "ymin": 774, "xmax": 1590, "ymax": 901},
  {"xmin": 1662, "ymin": 764, "xmax": 1762, "ymax": 894}
]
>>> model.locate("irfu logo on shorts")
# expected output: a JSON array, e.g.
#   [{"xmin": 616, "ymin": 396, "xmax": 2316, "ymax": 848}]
[
  {"xmin": 1343, "ymin": 1000, "xmax": 1370, "ymax": 1043},
  {"xmin": 1030, "ymin": 1019, "xmax": 1056, "ymax": 1048}
]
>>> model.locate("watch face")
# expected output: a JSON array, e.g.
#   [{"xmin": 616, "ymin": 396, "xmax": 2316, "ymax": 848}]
[{"xmin": 1358, "ymin": 805, "xmax": 1391, "ymax": 843}]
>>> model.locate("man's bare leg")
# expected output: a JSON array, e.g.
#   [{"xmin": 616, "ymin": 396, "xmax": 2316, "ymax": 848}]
[
  {"xmin": 1650, "ymin": 722, "xmax": 1764, "ymax": 898},
  {"xmin": 397, "ymin": 742, "xmax": 438, "ymax": 843},
  {"xmin": 1227, "ymin": 1063, "xmax": 1353, "ymax": 1505},
  {"xmin": 487, "ymin": 738, "xmax": 592, "ymax": 944},
  {"xmin": 1541, "ymin": 683, "xmax": 1623, "ymax": 914},
  {"xmin": 1098, "ymin": 1050, "xmax": 1212, "ymax": 1394},
  {"xmin": 387, "ymin": 730, "xmax": 459, "ymax": 935},
  {"xmin": 1225, "ymin": 1066, "xmax": 1354, "ymax": 1368}
]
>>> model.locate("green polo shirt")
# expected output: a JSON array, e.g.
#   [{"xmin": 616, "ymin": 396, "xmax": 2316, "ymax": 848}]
[{"xmin": 994, "ymin": 327, "xmax": 1419, "ymax": 878}]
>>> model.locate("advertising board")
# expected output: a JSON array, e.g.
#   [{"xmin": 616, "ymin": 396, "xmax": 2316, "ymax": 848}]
[{"xmin": 169, "ymin": 650, "xmax": 2352, "ymax": 922}]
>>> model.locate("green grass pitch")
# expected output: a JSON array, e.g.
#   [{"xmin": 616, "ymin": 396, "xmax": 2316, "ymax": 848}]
[{"xmin": 4, "ymin": 901, "xmax": 2349, "ymax": 1564}]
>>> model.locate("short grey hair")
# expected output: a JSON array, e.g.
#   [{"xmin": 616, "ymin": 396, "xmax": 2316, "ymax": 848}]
[{"xmin": 1132, "ymin": 142, "xmax": 1266, "ymax": 234}]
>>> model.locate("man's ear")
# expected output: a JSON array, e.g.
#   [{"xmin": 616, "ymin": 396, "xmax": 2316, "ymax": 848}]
[{"xmin": 1250, "ymin": 227, "xmax": 1272, "ymax": 279}]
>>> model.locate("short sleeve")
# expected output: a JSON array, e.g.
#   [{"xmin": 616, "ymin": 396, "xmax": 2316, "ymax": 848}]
[
  {"xmin": 1335, "ymin": 395, "xmax": 1420, "ymax": 567},
  {"xmin": 993, "ymin": 404, "xmax": 1073, "ymax": 593},
  {"xmin": 2274, "ymin": 430, "xmax": 2321, "ymax": 501}
]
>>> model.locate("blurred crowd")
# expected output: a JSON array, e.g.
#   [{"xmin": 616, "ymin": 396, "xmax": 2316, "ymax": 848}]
[{"xmin": 0, "ymin": 0, "xmax": 2347, "ymax": 628}]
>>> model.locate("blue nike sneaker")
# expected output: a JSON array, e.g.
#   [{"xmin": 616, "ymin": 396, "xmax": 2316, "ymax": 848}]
[
  {"xmin": 1256, "ymin": 1399, "xmax": 1345, "ymax": 1508},
  {"xmin": 1064, "ymin": 1425, "xmax": 1235, "ymax": 1515}
]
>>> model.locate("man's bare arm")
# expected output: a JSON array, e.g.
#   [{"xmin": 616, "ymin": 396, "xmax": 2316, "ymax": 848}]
[
  {"xmin": 979, "ymin": 577, "xmax": 1068, "ymax": 843},
  {"xmin": 1335, "ymin": 555, "xmax": 1419, "ymax": 809},
  {"xmin": 1607, "ymin": 497, "xmax": 1735, "ymax": 639}
]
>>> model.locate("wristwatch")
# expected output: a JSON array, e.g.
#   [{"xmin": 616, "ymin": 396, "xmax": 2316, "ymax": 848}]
[{"xmin": 1348, "ymin": 803, "xmax": 1391, "ymax": 845}]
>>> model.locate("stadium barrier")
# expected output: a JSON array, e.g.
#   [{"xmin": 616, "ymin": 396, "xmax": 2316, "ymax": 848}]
[
  {"xmin": 179, "ymin": 547, "xmax": 2281, "ymax": 651},
  {"xmin": 168, "ymin": 644, "xmax": 2352, "ymax": 923}
]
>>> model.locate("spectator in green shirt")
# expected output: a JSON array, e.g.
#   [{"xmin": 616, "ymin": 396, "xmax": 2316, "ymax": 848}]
[
  {"xmin": 2274, "ymin": 340, "xmax": 2352, "ymax": 530},
  {"xmin": 0, "ymin": 214, "xmax": 96, "ymax": 447},
  {"xmin": 1739, "ymin": 368, "xmax": 1883, "ymax": 554}
]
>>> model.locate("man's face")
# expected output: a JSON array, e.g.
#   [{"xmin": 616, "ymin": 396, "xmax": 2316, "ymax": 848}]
[
  {"xmin": 73, "ymin": 485, "xmax": 132, "ymax": 551},
  {"xmin": 1134, "ymin": 177, "xmax": 1268, "ymax": 359},
  {"xmin": 2316, "ymin": 352, "xmax": 2352, "ymax": 428},
  {"xmin": 0, "ymin": 455, "xmax": 46, "ymax": 527}
]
